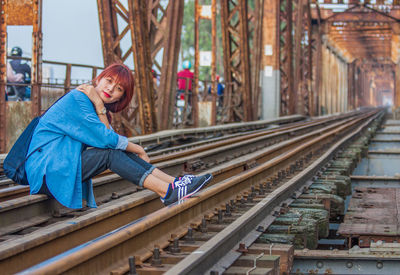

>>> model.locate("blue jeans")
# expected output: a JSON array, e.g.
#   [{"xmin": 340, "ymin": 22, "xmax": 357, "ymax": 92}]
[
  {"xmin": 81, "ymin": 148, "xmax": 155, "ymax": 187},
  {"xmin": 39, "ymin": 148, "xmax": 155, "ymax": 196}
]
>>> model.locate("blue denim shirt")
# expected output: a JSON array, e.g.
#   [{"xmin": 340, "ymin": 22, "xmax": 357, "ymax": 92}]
[{"xmin": 26, "ymin": 90, "xmax": 128, "ymax": 209}]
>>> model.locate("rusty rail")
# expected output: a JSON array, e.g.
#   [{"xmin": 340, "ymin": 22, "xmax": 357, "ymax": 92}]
[
  {"xmin": 0, "ymin": 110, "xmax": 378, "ymax": 274},
  {"xmin": 16, "ymin": 110, "xmax": 381, "ymax": 275}
]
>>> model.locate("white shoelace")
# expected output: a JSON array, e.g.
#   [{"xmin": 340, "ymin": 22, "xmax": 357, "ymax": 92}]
[{"xmin": 174, "ymin": 175, "xmax": 194, "ymax": 188}]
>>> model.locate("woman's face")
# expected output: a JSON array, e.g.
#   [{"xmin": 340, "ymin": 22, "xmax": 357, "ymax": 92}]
[{"xmin": 95, "ymin": 76, "xmax": 125, "ymax": 104}]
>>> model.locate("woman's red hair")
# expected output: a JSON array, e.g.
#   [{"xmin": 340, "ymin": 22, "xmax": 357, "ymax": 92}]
[{"xmin": 93, "ymin": 63, "xmax": 134, "ymax": 113}]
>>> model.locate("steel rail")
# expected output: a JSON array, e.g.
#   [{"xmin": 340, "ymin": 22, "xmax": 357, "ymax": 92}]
[
  {"xmin": 16, "ymin": 110, "xmax": 379, "ymax": 275},
  {"xmin": 0, "ymin": 115, "xmax": 304, "ymax": 175},
  {"xmin": 168, "ymin": 110, "xmax": 383, "ymax": 275},
  {"xmin": 0, "ymin": 113, "xmax": 354, "ymax": 191},
  {"xmin": 0, "ymin": 112, "xmax": 373, "ymax": 274},
  {"xmin": 146, "ymin": 111, "xmax": 359, "ymax": 159},
  {"xmin": 0, "ymin": 112, "xmax": 359, "ymax": 227},
  {"xmin": 0, "ymin": 112, "xmax": 357, "ymax": 204}
]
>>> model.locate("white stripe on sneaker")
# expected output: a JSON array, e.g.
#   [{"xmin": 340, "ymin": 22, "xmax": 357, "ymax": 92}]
[{"xmin": 183, "ymin": 174, "xmax": 212, "ymax": 199}]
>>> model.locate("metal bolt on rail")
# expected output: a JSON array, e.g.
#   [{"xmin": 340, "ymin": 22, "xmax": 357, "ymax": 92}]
[
  {"xmin": 128, "ymin": 256, "xmax": 138, "ymax": 275},
  {"xmin": 200, "ymin": 218, "xmax": 208, "ymax": 233},
  {"xmin": 230, "ymin": 199, "xmax": 236, "ymax": 210},
  {"xmin": 151, "ymin": 247, "xmax": 162, "ymax": 267},
  {"xmin": 251, "ymin": 186, "xmax": 256, "ymax": 196},
  {"xmin": 256, "ymin": 226, "xmax": 265, "ymax": 232},
  {"xmin": 185, "ymin": 227, "xmax": 195, "ymax": 243},
  {"xmin": 237, "ymin": 243, "xmax": 249, "ymax": 253},
  {"xmin": 240, "ymin": 196, "xmax": 246, "ymax": 206},
  {"xmin": 259, "ymin": 183, "xmax": 265, "ymax": 195},
  {"xmin": 217, "ymin": 209, "xmax": 223, "ymax": 224},
  {"xmin": 169, "ymin": 238, "xmax": 181, "ymax": 254},
  {"xmin": 225, "ymin": 203, "xmax": 232, "ymax": 217}
]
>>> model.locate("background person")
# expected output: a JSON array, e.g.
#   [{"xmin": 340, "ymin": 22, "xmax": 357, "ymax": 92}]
[{"xmin": 8, "ymin": 46, "xmax": 31, "ymax": 101}]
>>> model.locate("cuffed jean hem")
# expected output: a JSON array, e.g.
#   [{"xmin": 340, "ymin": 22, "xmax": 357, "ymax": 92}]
[{"xmin": 138, "ymin": 166, "xmax": 155, "ymax": 187}]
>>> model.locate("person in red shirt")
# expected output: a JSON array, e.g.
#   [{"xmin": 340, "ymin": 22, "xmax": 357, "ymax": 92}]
[
  {"xmin": 175, "ymin": 61, "xmax": 194, "ymax": 124},
  {"xmin": 177, "ymin": 60, "xmax": 194, "ymax": 92}
]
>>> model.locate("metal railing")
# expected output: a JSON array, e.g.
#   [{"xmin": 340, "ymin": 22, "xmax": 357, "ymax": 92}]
[{"xmin": 6, "ymin": 57, "xmax": 229, "ymax": 127}]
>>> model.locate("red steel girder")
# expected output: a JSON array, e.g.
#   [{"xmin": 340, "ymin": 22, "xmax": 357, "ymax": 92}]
[
  {"xmin": 279, "ymin": 0, "xmax": 294, "ymax": 115},
  {"xmin": 31, "ymin": 0, "xmax": 42, "ymax": 118},
  {"xmin": 98, "ymin": 0, "xmax": 183, "ymax": 132},
  {"xmin": 0, "ymin": 1, "xmax": 7, "ymax": 153},
  {"xmin": 0, "ymin": 0, "xmax": 42, "ymax": 153},
  {"xmin": 220, "ymin": 0, "xmax": 253, "ymax": 122},
  {"xmin": 326, "ymin": 11, "xmax": 399, "ymax": 23},
  {"xmin": 128, "ymin": 0, "xmax": 157, "ymax": 134},
  {"xmin": 97, "ymin": 0, "xmax": 157, "ymax": 135},
  {"xmin": 156, "ymin": 0, "xmax": 184, "ymax": 130},
  {"xmin": 248, "ymin": 0, "xmax": 265, "ymax": 120},
  {"xmin": 294, "ymin": 0, "xmax": 309, "ymax": 115}
]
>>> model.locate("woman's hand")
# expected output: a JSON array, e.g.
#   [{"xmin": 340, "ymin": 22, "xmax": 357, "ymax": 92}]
[
  {"xmin": 138, "ymin": 151, "xmax": 150, "ymax": 162},
  {"xmin": 126, "ymin": 142, "xmax": 150, "ymax": 163},
  {"xmin": 77, "ymin": 84, "xmax": 104, "ymax": 110}
]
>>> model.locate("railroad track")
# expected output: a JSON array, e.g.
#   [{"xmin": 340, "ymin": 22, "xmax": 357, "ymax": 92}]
[
  {"xmin": 0, "ymin": 110, "xmax": 361, "ymax": 239},
  {"xmin": 0, "ymin": 115, "xmax": 304, "ymax": 185},
  {"xmin": 0, "ymin": 111, "xmax": 358, "ymax": 203},
  {"xmin": 0, "ymin": 109, "xmax": 381, "ymax": 274}
]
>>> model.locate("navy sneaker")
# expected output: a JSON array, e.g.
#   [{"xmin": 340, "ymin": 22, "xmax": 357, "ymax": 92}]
[{"xmin": 161, "ymin": 173, "xmax": 213, "ymax": 206}]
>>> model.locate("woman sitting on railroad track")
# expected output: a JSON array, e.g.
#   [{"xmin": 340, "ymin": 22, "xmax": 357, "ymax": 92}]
[{"xmin": 25, "ymin": 63, "xmax": 212, "ymax": 209}]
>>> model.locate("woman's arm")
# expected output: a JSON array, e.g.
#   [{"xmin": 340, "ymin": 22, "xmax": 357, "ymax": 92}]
[
  {"xmin": 126, "ymin": 142, "xmax": 150, "ymax": 162},
  {"xmin": 97, "ymin": 112, "xmax": 110, "ymax": 129}
]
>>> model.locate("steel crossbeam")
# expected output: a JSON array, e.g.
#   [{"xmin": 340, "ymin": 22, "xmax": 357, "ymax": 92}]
[
  {"xmin": 220, "ymin": 0, "xmax": 253, "ymax": 122},
  {"xmin": 97, "ymin": 0, "xmax": 184, "ymax": 134},
  {"xmin": 279, "ymin": 0, "xmax": 294, "ymax": 116},
  {"xmin": 0, "ymin": 0, "xmax": 42, "ymax": 153},
  {"xmin": 0, "ymin": 1, "xmax": 6, "ymax": 153}
]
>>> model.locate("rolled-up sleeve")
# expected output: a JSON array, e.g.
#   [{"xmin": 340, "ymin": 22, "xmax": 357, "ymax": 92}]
[{"xmin": 116, "ymin": 135, "xmax": 128, "ymax": 150}]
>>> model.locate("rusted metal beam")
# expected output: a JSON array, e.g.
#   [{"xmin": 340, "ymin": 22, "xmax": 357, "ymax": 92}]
[
  {"xmin": 97, "ymin": 0, "xmax": 129, "ymax": 134},
  {"xmin": 157, "ymin": 0, "xmax": 184, "ymax": 130},
  {"xmin": 0, "ymin": 0, "xmax": 6, "ymax": 153},
  {"xmin": 33, "ymin": 22, "xmax": 44, "ymax": 117},
  {"xmin": 211, "ymin": 0, "xmax": 217, "ymax": 125},
  {"xmin": 96, "ymin": 0, "xmax": 122, "ymax": 65},
  {"xmin": 128, "ymin": 0, "xmax": 157, "ymax": 134},
  {"xmin": 306, "ymin": 0, "xmax": 313, "ymax": 116},
  {"xmin": 97, "ymin": 0, "xmax": 158, "ymax": 135},
  {"xmin": 220, "ymin": 0, "xmax": 253, "ymax": 122},
  {"xmin": 294, "ymin": 0, "xmax": 305, "ymax": 115},
  {"xmin": 325, "ymin": 12, "xmax": 398, "ymax": 23},
  {"xmin": 249, "ymin": 0, "xmax": 265, "ymax": 120},
  {"xmin": 313, "ymin": 2, "xmax": 322, "ymax": 116},
  {"xmin": 395, "ymin": 63, "xmax": 400, "ymax": 108},
  {"xmin": 347, "ymin": 61, "xmax": 355, "ymax": 110},
  {"xmin": 279, "ymin": 0, "xmax": 294, "ymax": 115},
  {"xmin": 0, "ymin": 0, "xmax": 42, "ymax": 153},
  {"xmin": 193, "ymin": 0, "xmax": 200, "ymax": 127}
]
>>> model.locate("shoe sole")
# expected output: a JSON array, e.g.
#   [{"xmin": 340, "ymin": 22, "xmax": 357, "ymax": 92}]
[{"xmin": 182, "ymin": 173, "xmax": 213, "ymax": 200}]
